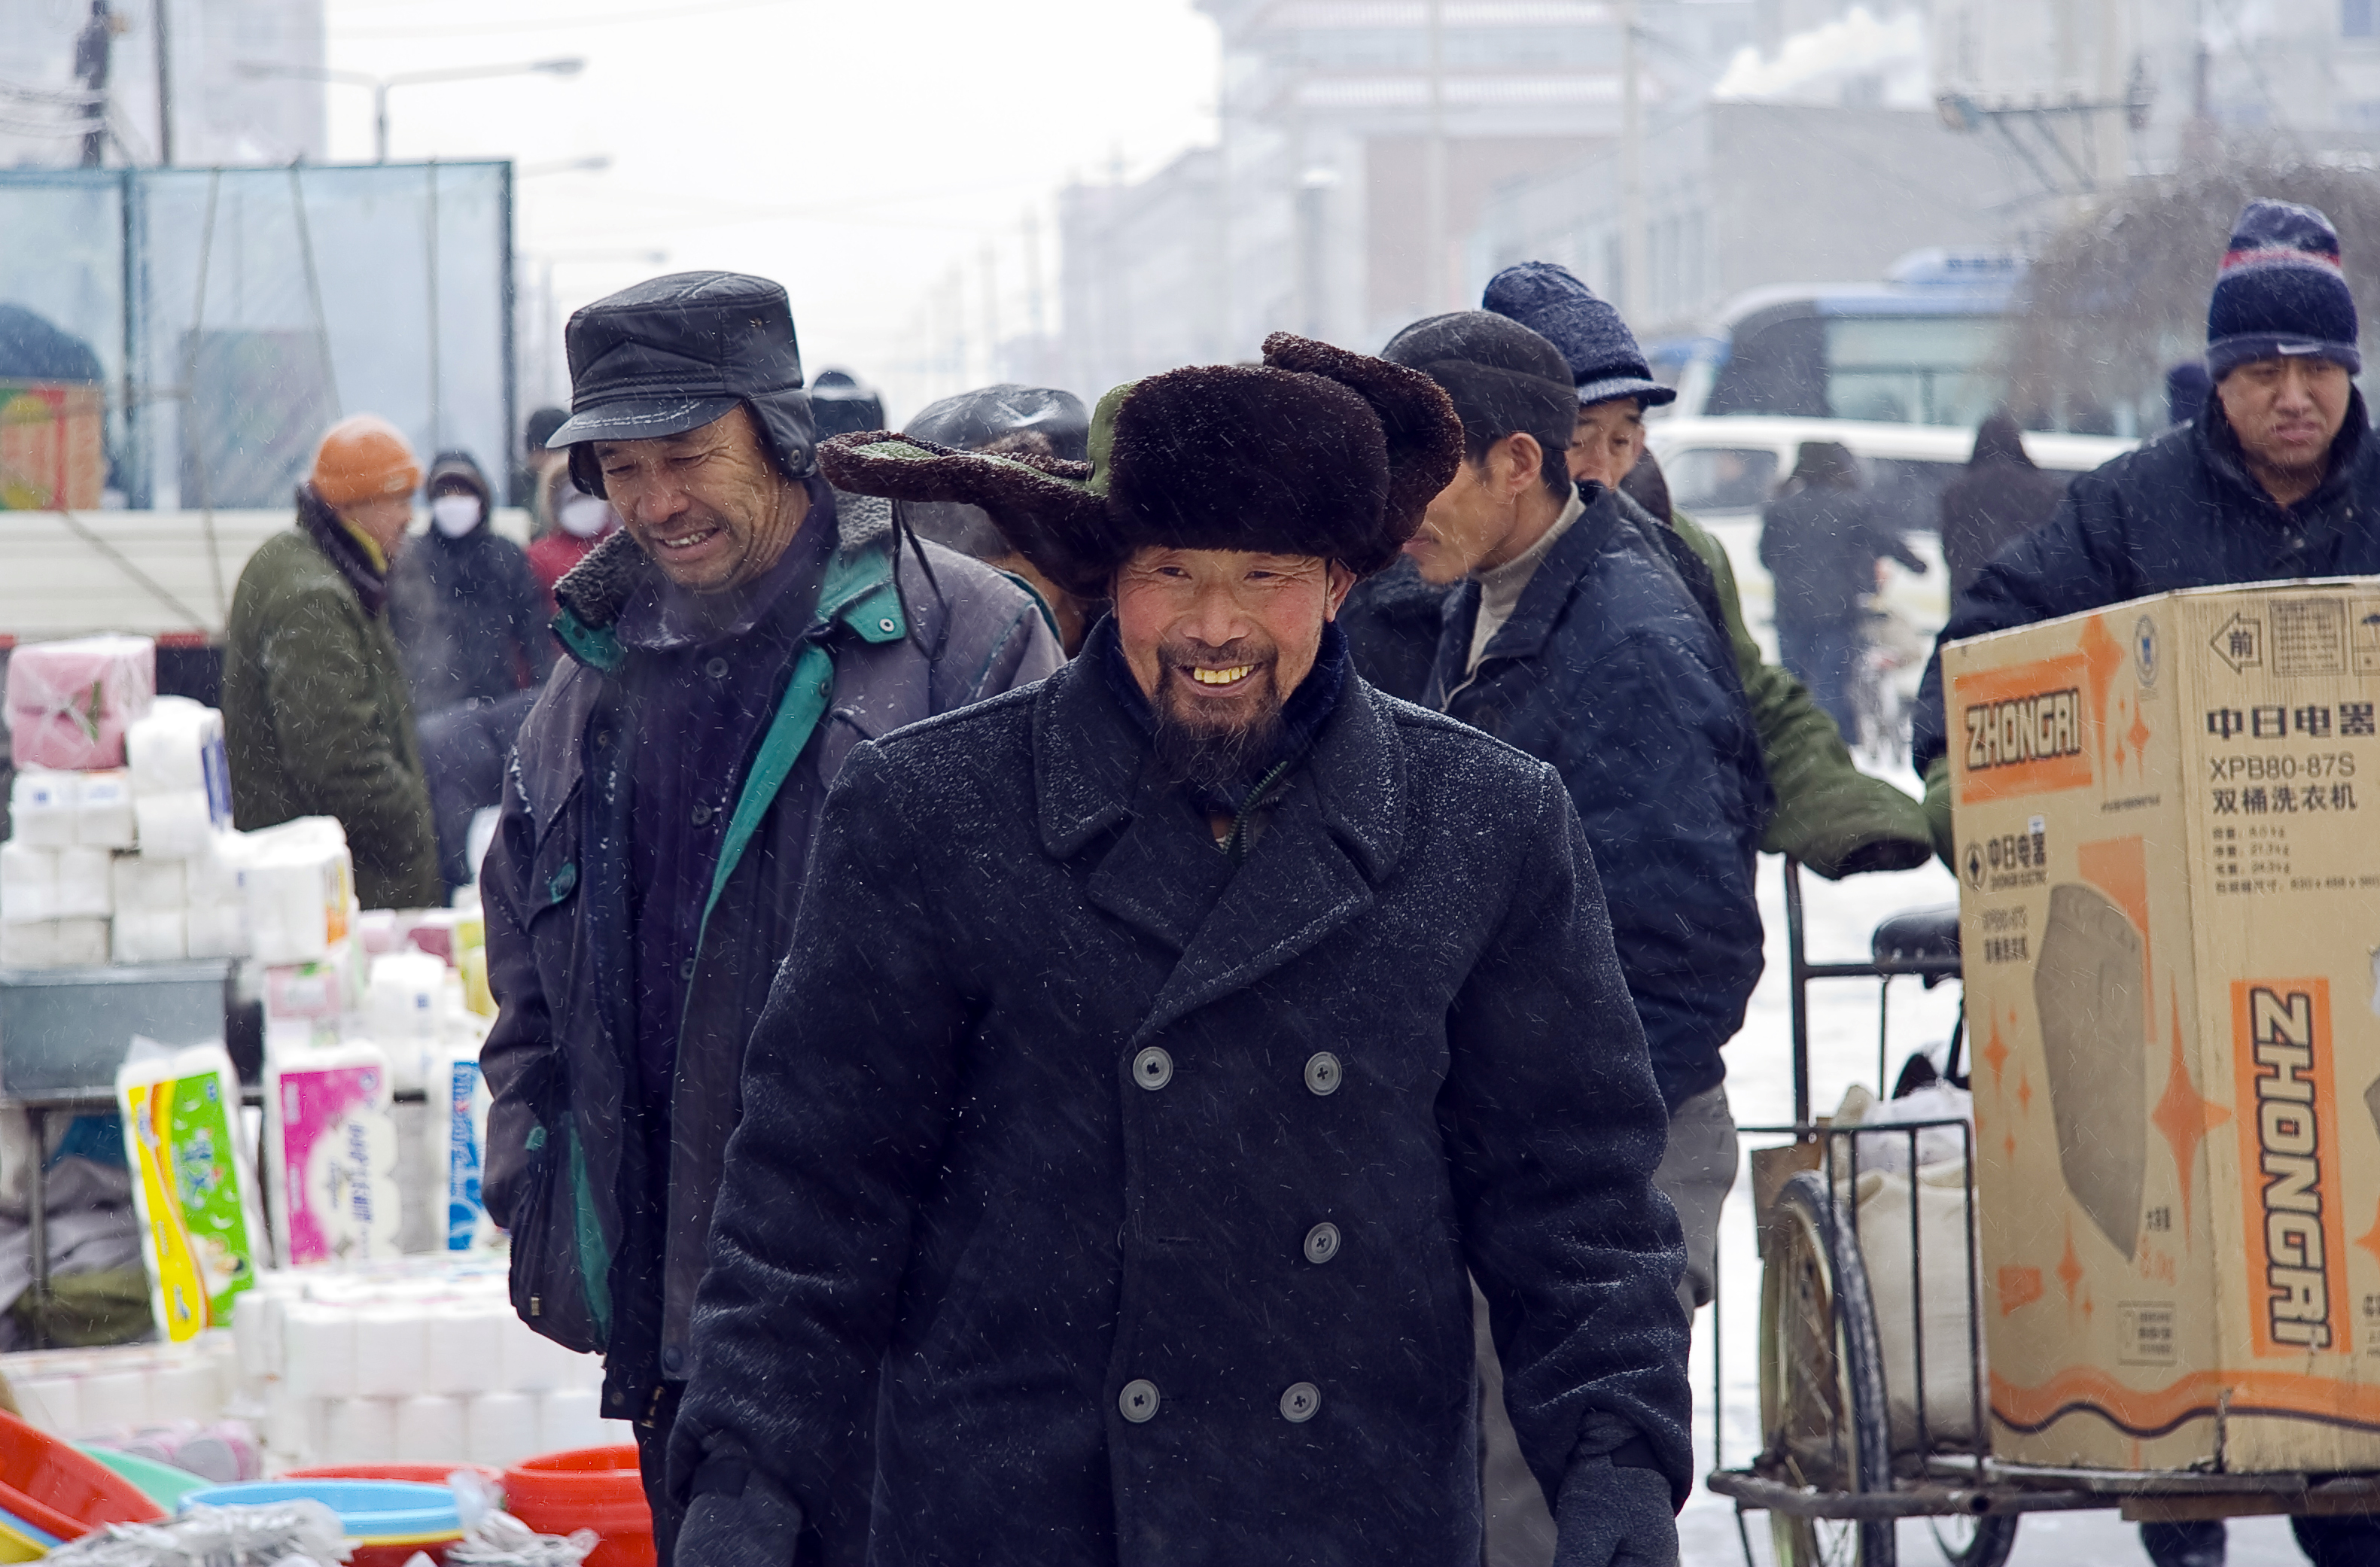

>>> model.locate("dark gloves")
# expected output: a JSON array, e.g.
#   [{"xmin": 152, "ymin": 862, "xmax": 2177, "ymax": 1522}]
[
  {"xmin": 1551, "ymin": 1456, "xmax": 1680, "ymax": 1567},
  {"xmin": 674, "ymin": 1459, "xmax": 805, "ymax": 1567}
]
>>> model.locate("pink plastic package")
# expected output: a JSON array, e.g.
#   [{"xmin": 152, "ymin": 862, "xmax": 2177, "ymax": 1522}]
[{"xmin": 5, "ymin": 634, "xmax": 156, "ymax": 770}]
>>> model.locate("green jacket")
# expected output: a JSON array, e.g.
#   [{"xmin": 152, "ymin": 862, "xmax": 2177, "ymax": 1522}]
[
  {"xmin": 222, "ymin": 518, "xmax": 443, "ymax": 911},
  {"xmin": 1666, "ymin": 507, "xmax": 1933, "ymax": 879}
]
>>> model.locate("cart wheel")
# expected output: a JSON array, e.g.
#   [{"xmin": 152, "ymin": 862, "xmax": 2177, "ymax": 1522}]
[
  {"xmin": 1760, "ymin": 1170, "xmax": 1898, "ymax": 1567},
  {"xmin": 1927, "ymin": 1514, "xmax": 2018, "ymax": 1567}
]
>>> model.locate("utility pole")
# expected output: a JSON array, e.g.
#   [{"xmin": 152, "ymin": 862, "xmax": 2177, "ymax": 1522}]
[
  {"xmin": 72, "ymin": 1, "xmax": 111, "ymax": 168},
  {"xmin": 2093, "ymin": 0, "xmax": 2129, "ymax": 189},
  {"xmin": 153, "ymin": 0, "xmax": 172, "ymax": 164},
  {"xmin": 1620, "ymin": 0, "xmax": 1646, "ymax": 320},
  {"xmin": 1423, "ymin": 0, "xmax": 1447, "ymax": 312}
]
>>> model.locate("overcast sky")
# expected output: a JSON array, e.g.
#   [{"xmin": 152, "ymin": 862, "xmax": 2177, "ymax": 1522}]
[{"xmin": 322, "ymin": 0, "xmax": 1221, "ymax": 420}]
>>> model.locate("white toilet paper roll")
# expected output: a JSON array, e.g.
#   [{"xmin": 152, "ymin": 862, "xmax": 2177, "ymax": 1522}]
[
  {"xmin": 428, "ymin": 1301, "xmax": 506, "ymax": 1396},
  {"xmin": 356, "ymin": 1304, "xmax": 428, "ymax": 1398},
  {"xmin": 232, "ymin": 1291, "xmax": 275, "ymax": 1385},
  {"xmin": 53, "ymin": 847, "xmax": 113, "ymax": 917},
  {"xmin": 135, "ymin": 792, "xmax": 215, "ymax": 859},
  {"xmin": 126, "ymin": 698, "xmax": 224, "ymax": 797},
  {"xmin": 0, "ymin": 920, "xmax": 59, "ymax": 969},
  {"xmin": 14, "ymin": 1377, "xmax": 81, "ymax": 1435},
  {"xmin": 186, "ymin": 899, "xmax": 248, "ymax": 960},
  {"xmin": 79, "ymin": 1369, "xmax": 149, "ymax": 1432},
  {"xmin": 74, "ymin": 771, "xmax": 136, "ymax": 848},
  {"xmin": 466, "ymin": 1389, "xmax": 538, "ymax": 1468},
  {"xmin": 394, "ymin": 1394, "xmax": 467, "ymax": 1463},
  {"xmin": 537, "ymin": 1386, "xmax": 604, "ymax": 1456},
  {"xmin": 326, "ymin": 1395, "xmax": 397, "ymax": 1464},
  {"xmin": 53, "ymin": 917, "xmax": 108, "ymax": 967},
  {"xmin": 499, "ymin": 1314, "xmax": 586, "ymax": 1393},
  {"xmin": 112, "ymin": 908, "xmax": 187, "ymax": 965},
  {"xmin": 8, "ymin": 771, "xmax": 76, "ymax": 849},
  {"xmin": 150, "ymin": 1361, "xmax": 217, "ymax": 1423},
  {"xmin": 0, "ymin": 843, "xmax": 56, "ymax": 923},
  {"xmin": 111, "ymin": 853, "xmax": 186, "ymax": 911},
  {"xmin": 283, "ymin": 1301, "xmax": 359, "ymax": 1400},
  {"xmin": 187, "ymin": 830, "xmax": 248, "ymax": 904}
]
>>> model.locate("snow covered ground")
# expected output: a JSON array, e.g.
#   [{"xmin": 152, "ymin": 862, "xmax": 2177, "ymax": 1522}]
[{"xmin": 1673, "ymin": 850, "xmax": 2307, "ymax": 1567}]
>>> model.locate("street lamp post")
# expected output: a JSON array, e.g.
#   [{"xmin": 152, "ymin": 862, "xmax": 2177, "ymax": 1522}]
[{"xmin": 235, "ymin": 57, "xmax": 584, "ymax": 162}]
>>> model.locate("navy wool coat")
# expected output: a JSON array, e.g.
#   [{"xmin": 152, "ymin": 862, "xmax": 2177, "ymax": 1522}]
[{"xmin": 670, "ymin": 654, "xmax": 1692, "ymax": 1565}]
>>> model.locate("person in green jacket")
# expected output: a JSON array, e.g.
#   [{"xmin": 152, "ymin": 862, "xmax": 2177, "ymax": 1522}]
[
  {"xmin": 221, "ymin": 415, "xmax": 443, "ymax": 911},
  {"xmin": 1483, "ymin": 260, "xmax": 1933, "ymax": 881}
]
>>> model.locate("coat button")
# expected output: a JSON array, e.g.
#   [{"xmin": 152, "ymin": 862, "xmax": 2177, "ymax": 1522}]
[
  {"xmin": 1133, "ymin": 1046, "xmax": 1173, "ymax": 1091},
  {"xmin": 691, "ymin": 803, "xmax": 713, "ymax": 826},
  {"xmin": 1304, "ymin": 1052, "xmax": 1341, "ymax": 1096},
  {"xmin": 705, "ymin": 656, "xmax": 729, "ymax": 678},
  {"xmin": 1279, "ymin": 1382, "xmax": 1321, "ymax": 1422},
  {"xmin": 1118, "ymin": 1379, "xmax": 1161, "ymax": 1422},
  {"xmin": 1303, "ymin": 1222, "xmax": 1341, "ymax": 1264}
]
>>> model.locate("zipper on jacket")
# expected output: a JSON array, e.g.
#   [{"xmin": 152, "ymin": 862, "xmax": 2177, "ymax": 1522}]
[{"xmin": 1217, "ymin": 759, "xmax": 1295, "ymax": 866}]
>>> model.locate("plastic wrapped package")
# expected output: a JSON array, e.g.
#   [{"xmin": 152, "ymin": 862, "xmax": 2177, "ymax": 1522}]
[
  {"xmin": 55, "ymin": 917, "xmax": 110, "ymax": 966},
  {"xmin": 186, "ymin": 830, "xmax": 248, "ymax": 905},
  {"xmin": 431, "ymin": 1045, "xmax": 495, "ymax": 1250},
  {"xmin": 134, "ymin": 792, "xmax": 215, "ymax": 858},
  {"xmin": 263, "ymin": 1041, "xmax": 403, "ymax": 1267},
  {"xmin": 260, "ymin": 942, "xmax": 350, "ymax": 1049},
  {"xmin": 113, "ymin": 908, "xmax": 187, "ymax": 965},
  {"xmin": 41, "ymin": 1499, "xmax": 350, "ymax": 1565},
  {"xmin": 75, "ymin": 771, "xmax": 137, "ymax": 849},
  {"xmin": 186, "ymin": 900, "xmax": 248, "ymax": 961},
  {"xmin": 112, "ymin": 853, "xmax": 187, "ymax": 911},
  {"xmin": 368, "ymin": 947, "xmax": 447, "ymax": 1094},
  {"xmin": 0, "ymin": 841, "xmax": 56, "ymax": 923},
  {"xmin": 444, "ymin": 1511, "xmax": 601, "ymax": 1567},
  {"xmin": 125, "ymin": 697, "xmax": 233, "ymax": 823},
  {"xmin": 54, "ymin": 846, "xmax": 114, "ymax": 917},
  {"xmin": 1, "ymin": 919, "xmax": 61, "ymax": 969},
  {"xmin": 8, "ymin": 770, "xmax": 76, "ymax": 847},
  {"xmin": 4, "ymin": 634, "xmax": 154, "ymax": 771},
  {"xmin": 118, "ymin": 1043, "xmax": 263, "ymax": 1340},
  {"xmin": 242, "ymin": 817, "xmax": 354, "ymax": 965}
]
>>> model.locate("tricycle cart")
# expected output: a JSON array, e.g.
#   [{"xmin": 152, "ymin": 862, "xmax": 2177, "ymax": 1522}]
[{"xmin": 1706, "ymin": 862, "xmax": 2380, "ymax": 1567}]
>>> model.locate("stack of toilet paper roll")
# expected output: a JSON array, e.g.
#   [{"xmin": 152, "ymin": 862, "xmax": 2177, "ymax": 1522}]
[
  {"xmin": 4, "ymin": 1334, "xmax": 242, "ymax": 1440},
  {"xmin": 230, "ymin": 1259, "xmax": 633, "ymax": 1469},
  {"xmin": 0, "ymin": 694, "xmax": 260, "ymax": 969}
]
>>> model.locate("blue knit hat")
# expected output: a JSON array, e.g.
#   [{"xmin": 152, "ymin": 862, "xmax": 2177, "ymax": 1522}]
[
  {"xmin": 1481, "ymin": 260, "xmax": 1677, "ymax": 409},
  {"xmin": 2206, "ymin": 200, "xmax": 2361, "ymax": 378}
]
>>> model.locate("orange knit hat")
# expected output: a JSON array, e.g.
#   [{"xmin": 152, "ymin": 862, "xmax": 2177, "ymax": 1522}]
[{"xmin": 310, "ymin": 415, "xmax": 420, "ymax": 507}]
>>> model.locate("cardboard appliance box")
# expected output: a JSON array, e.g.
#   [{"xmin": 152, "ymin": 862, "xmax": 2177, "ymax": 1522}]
[
  {"xmin": 0, "ymin": 381, "xmax": 105, "ymax": 510},
  {"xmin": 1951, "ymin": 580, "xmax": 2380, "ymax": 1471}
]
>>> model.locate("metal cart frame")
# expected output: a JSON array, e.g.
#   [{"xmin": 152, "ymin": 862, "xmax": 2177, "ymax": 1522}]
[{"xmin": 1704, "ymin": 861, "xmax": 2380, "ymax": 1567}]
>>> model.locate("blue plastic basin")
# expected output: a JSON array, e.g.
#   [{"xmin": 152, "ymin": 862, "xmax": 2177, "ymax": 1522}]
[{"xmin": 179, "ymin": 1479, "xmax": 461, "ymax": 1538}]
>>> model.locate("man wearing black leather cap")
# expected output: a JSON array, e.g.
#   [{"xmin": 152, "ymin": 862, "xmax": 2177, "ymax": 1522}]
[{"xmin": 477, "ymin": 272, "xmax": 1061, "ymax": 1555}]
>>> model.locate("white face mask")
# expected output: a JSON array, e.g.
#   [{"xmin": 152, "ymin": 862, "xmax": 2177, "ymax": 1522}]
[
  {"xmin": 558, "ymin": 494, "xmax": 614, "ymax": 539},
  {"xmin": 430, "ymin": 494, "xmax": 483, "ymax": 537}
]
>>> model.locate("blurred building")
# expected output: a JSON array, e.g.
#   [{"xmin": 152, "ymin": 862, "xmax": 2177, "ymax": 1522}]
[
  {"xmin": 1057, "ymin": 0, "xmax": 1761, "ymax": 391},
  {"xmin": 0, "ymin": 0, "xmax": 325, "ymax": 169}
]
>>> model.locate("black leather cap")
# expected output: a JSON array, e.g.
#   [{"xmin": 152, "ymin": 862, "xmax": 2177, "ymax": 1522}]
[{"xmin": 548, "ymin": 271, "xmax": 816, "ymax": 491}]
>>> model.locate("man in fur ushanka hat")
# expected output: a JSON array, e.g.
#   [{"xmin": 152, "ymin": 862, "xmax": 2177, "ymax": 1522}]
[{"xmin": 669, "ymin": 332, "xmax": 1694, "ymax": 1567}]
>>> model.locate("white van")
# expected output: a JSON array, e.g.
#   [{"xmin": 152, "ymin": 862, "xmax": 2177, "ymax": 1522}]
[{"xmin": 1645, "ymin": 415, "xmax": 2136, "ymax": 652}]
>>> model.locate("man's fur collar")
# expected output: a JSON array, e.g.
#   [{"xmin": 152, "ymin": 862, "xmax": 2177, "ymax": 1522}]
[{"xmin": 552, "ymin": 487, "xmax": 892, "ymax": 631}]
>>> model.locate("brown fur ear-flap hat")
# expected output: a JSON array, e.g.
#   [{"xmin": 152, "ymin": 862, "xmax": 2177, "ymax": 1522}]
[{"xmin": 817, "ymin": 331, "xmax": 1462, "ymax": 598}]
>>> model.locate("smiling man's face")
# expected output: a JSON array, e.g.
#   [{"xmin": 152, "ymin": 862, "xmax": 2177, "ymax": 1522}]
[
  {"xmin": 592, "ymin": 403, "xmax": 808, "ymax": 592},
  {"xmin": 1112, "ymin": 546, "xmax": 1356, "ymax": 786}
]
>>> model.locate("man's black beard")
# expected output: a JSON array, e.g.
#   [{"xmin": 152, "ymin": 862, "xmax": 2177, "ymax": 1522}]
[{"xmin": 1150, "ymin": 683, "xmax": 1286, "ymax": 795}]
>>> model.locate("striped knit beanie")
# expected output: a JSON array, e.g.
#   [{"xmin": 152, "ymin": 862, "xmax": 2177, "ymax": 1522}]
[{"xmin": 2206, "ymin": 199, "xmax": 2361, "ymax": 378}]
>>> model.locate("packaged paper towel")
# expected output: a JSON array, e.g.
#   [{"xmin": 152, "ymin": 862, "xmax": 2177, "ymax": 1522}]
[
  {"xmin": 187, "ymin": 829, "xmax": 248, "ymax": 905},
  {"xmin": 431, "ymin": 1045, "xmax": 495, "ymax": 1251},
  {"xmin": 265, "ymin": 1040, "xmax": 403, "ymax": 1267},
  {"xmin": 53, "ymin": 917, "xmax": 108, "ymax": 966},
  {"xmin": 75, "ymin": 770, "xmax": 136, "ymax": 848},
  {"xmin": 0, "ymin": 920, "xmax": 57, "ymax": 968},
  {"xmin": 53, "ymin": 846, "xmax": 113, "ymax": 917},
  {"xmin": 1, "ymin": 842, "xmax": 56, "ymax": 923},
  {"xmin": 367, "ymin": 947, "xmax": 446, "ymax": 1094},
  {"xmin": 261, "ymin": 941, "xmax": 351, "ymax": 1049},
  {"xmin": 242, "ymin": 817, "xmax": 354, "ymax": 965},
  {"xmin": 135, "ymin": 792, "xmax": 216, "ymax": 858},
  {"xmin": 113, "ymin": 853, "xmax": 187, "ymax": 912},
  {"xmin": 186, "ymin": 900, "xmax": 248, "ymax": 961},
  {"xmin": 114, "ymin": 908, "xmax": 187, "ymax": 965},
  {"xmin": 8, "ymin": 771, "xmax": 75, "ymax": 848},
  {"xmin": 126, "ymin": 696, "xmax": 233, "ymax": 820},
  {"xmin": 117, "ymin": 1041, "xmax": 263, "ymax": 1341},
  {"xmin": 5, "ymin": 634, "xmax": 154, "ymax": 771}
]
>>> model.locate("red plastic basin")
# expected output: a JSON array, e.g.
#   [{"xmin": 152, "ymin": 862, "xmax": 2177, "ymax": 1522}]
[
  {"xmin": 504, "ymin": 1445, "xmax": 650, "ymax": 1567},
  {"xmin": 0, "ymin": 1408, "xmax": 166, "ymax": 1541}
]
